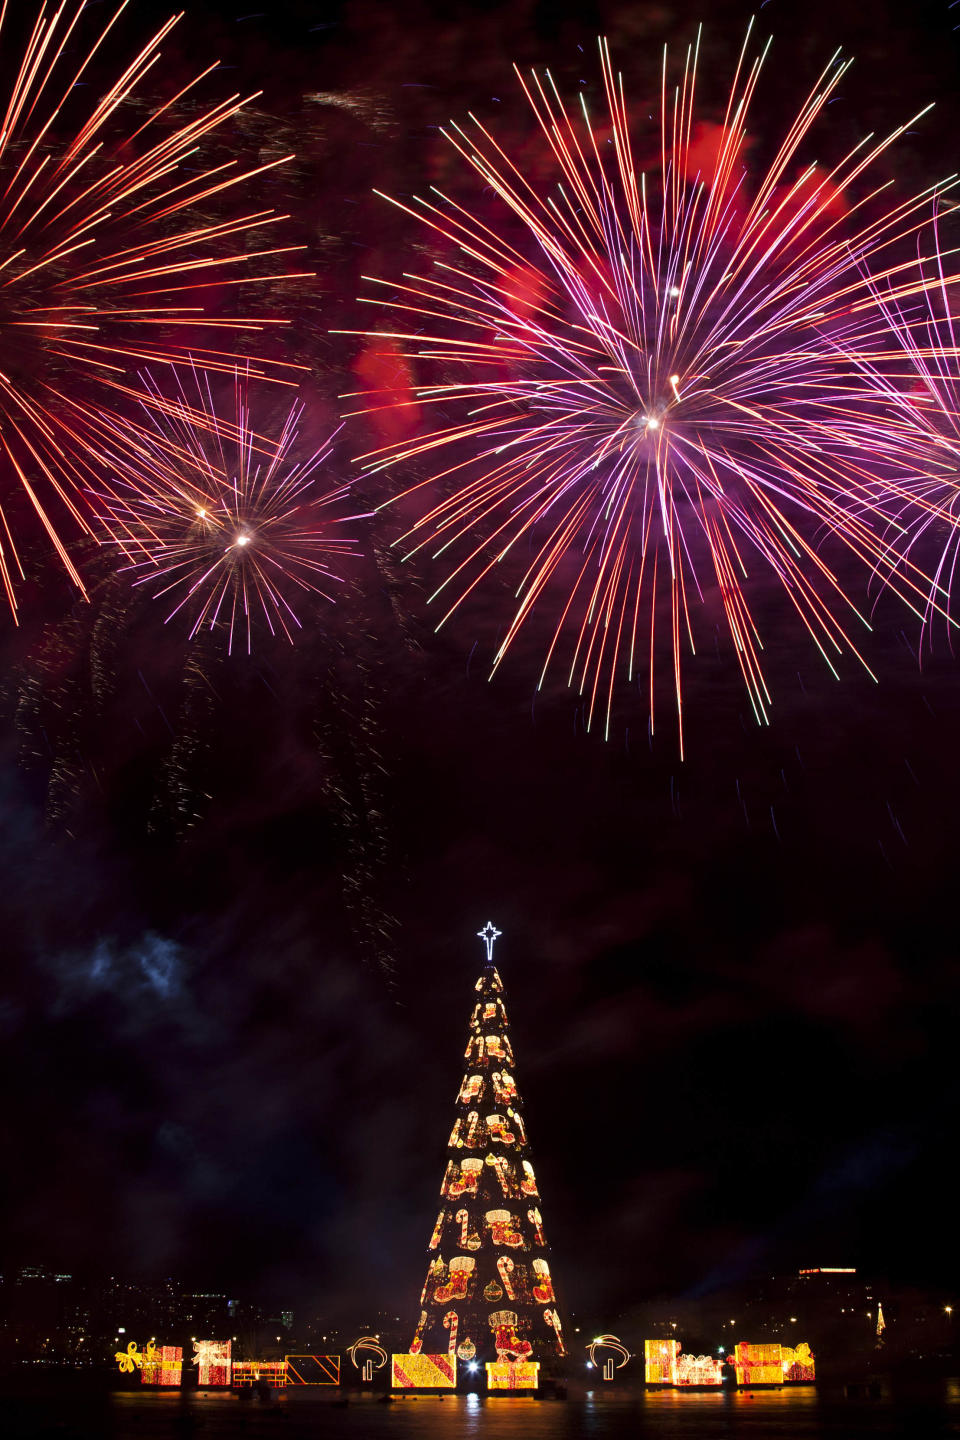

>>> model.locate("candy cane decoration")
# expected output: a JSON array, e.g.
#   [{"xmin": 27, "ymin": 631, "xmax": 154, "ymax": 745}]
[
  {"xmin": 497, "ymin": 1255, "xmax": 516, "ymax": 1300},
  {"xmin": 528, "ymin": 1207, "xmax": 545, "ymax": 1246},
  {"xmin": 544, "ymin": 1308, "xmax": 566, "ymax": 1355},
  {"xmin": 410, "ymin": 1311, "xmax": 427, "ymax": 1355},
  {"xmin": 465, "ymin": 1111, "xmax": 479, "ymax": 1147},
  {"xmin": 456, "ymin": 1208, "xmax": 470, "ymax": 1246},
  {"xmin": 443, "ymin": 1310, "xmax": 459, "ymax": 1357},
  {"xmin": 488, "ymin": 1153, "xmax": 513, "ymax": 1196},
  {"xmin": 429, "ymin": 1211, "xmax": 446, "ymax": 1249}
]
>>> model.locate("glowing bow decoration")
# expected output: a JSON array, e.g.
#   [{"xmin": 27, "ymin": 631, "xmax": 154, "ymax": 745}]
[
  {"xmin": 115, "ymin": 1339, "xmax": 159, "ymax": 1373},
  {"xmin": 115, "ymin": 1341, "xmax": 143, "ymax": 1374}
]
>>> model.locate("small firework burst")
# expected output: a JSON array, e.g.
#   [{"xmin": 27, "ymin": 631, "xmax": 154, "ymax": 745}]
[
  {"xmin": 0, "ymin": 2, "xmax": 308, "ymax": 616},
  {"xmin": 346, "ymin": 27, "xmax": 954, "ymax": 750},
  {"xmin": 91, "ymin": 367, "xmax": 363, "ymax": 653}
]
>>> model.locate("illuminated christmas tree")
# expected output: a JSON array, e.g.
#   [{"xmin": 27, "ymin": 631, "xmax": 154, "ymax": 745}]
[{"xmin": 409, "ymin": 923, "xmax": 566, "ymax": 1370}]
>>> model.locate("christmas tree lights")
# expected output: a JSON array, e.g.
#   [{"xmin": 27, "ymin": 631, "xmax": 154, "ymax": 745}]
[{"xmin": 407, "ymin": 925, "xmax": 565, "ymax": 1375}]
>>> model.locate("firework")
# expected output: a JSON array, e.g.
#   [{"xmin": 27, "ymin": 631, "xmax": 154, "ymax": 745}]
[
  {"xmin": 90, "ymin": 367, "xmax": 363, "ymax": 653},
  {"xmin": 841, "ymin": 205, "xmax": 960, "ymax": 645},
  {"xmin": 346, "ymin": 27, "xmax": 954, "ymax": 750},
  {"xmin": 0, "ymin": 1, "xmax": 309, "ymax": 617}
]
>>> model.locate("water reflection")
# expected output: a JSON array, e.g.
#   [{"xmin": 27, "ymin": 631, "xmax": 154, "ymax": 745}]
[{"xmin": 91, "ymin": 1383, "xmax": 960, "ymax": 1439}]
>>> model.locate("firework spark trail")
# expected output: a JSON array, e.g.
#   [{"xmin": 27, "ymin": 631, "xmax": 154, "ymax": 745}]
[
  {"xmin": 343, "ymin": 26, "xmax": 958, "ymax": 752},
  {"xmin": 88, "ymin": 365, "xmax": 365, "ymax": 654},
  {"xmin": 0, "ymin": 1, "xmax": 311, "ymax": 617},
  {"xmin": 829, "ymin": 204, "xmax": 960, "ymax": 647}
]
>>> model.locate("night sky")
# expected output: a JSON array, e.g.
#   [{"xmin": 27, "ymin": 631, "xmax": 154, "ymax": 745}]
[{"xmin": 3, "ymin": 0, "xmax": 960, "ymax": 1329}]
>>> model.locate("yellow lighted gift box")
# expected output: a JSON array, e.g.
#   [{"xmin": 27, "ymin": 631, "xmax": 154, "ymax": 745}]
[
  {"xmin": 486, "ymin": 1361, "xmax": 539, "ymax": 1390},
  {"xmin": 391, "ymin": 1353, "xmax": 457, "ymax": 1388}
]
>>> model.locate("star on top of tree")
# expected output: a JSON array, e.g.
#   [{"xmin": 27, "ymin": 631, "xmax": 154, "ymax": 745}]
[{"xmin": 477, "ymin": 920, "xmax": 502, "ymax": 963}]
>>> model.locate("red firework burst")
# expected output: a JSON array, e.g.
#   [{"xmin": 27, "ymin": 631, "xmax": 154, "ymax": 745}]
[
  {"xmin": 0, "ymin": 1, "xmax": 309, "ymax": 617},
  {"xmin": 345, "ymin": 27, "xmax": 953, "ymax": 750}
]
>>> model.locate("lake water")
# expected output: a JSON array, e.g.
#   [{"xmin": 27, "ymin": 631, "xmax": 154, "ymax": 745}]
[{"xmin": 9, "ymin": 1382, "xmax": 960, "ymax": 1440}]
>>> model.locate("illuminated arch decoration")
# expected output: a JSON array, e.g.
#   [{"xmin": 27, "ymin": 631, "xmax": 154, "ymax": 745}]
[
  {"xmin": 588, "ymin": 1334, "xmax": 631, "ymax": 1377},
  {"xmin": 347, "ymin": 1337, "xmax": 388, "ymax": 1371},
  {"xmin": 193, "ymin": 1339, "xmax": 231, "ymax": 1387},
  {"xmin": 407, "ymin": 926, "xmax": 565, "ymax": 1367}
]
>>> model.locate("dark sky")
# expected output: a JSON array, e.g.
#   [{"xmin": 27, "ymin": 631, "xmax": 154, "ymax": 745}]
[{"xmin": 3, "ymin": 0, "xmax": 960, "ymax": 1327}]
